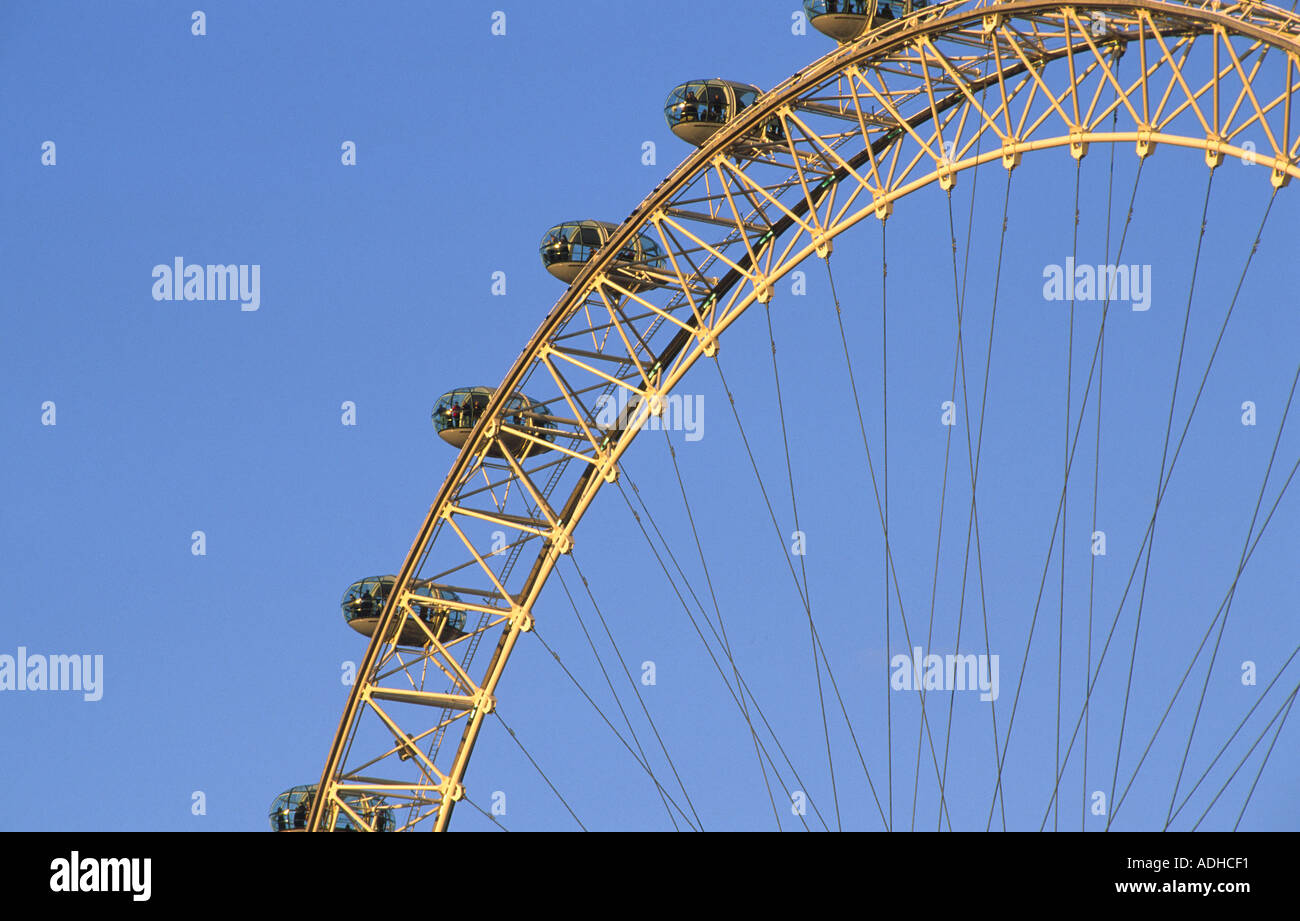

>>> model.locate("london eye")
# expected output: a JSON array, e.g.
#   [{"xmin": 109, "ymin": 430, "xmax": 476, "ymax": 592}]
[{"xmin": 276, "ymin": 0, "xmax": 1300, "ymax": 832}]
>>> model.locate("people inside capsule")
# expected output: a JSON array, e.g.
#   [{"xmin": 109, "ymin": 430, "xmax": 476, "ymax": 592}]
[
  {"xmin": 268, "ymin": 784, "xmax": 392, "ymax": 832},
  {"xmin": 432, "ymin": 386, "xmax": 555, "ymax": 457},
  {"xmin": 539, "ymin": 220, "xmax": 665, "ymax": 286},
  {"xmin": 432, "ymin": 387, "xmax": 490, "ymax": 435},
  {"xmin": 341, "ymin": 575, "xmax": 467, "ymax": 647},
  {"xmin": 664, "ymin": 80, "xmax": 785, "ymax": 147},
  {"xmin": 803, "ymin": 0, "xmax": 925, "ymax": 42}
]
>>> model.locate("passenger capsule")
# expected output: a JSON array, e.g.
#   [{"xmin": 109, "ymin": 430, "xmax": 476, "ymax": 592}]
[
  {"xmin": 803, "ymin": 0, "xmax": 927, "ymax": 43},
  {"xmin": 268, "ymin": 784, "xmax": 392, "ymax": 832},
  {"xmin": 663, "ymin": 79, "xmax": 784, "ymax": 147},
  {"xmin": 432, "ymin": 386, "xmax": 555, "ymax": 458},
  {"xmin": 341, "ymin": 575, "xmax": 467, "ymax": 647},
  {"xmin": 539, "ymin": 220, "xmax": 665, "ymax": 288}
]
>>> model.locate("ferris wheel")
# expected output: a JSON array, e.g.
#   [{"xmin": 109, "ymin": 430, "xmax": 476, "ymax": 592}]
[{"xmin": 272, "ymin": 0, "xmax": 1300, "ymax": 832}]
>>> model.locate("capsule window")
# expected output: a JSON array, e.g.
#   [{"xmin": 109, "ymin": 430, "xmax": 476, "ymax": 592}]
[{"xmin": 805, "ymin": 0, "xmax": 875, "ymax": 13}]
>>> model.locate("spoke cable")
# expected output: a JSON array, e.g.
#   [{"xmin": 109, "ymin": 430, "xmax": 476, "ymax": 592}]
[
  {"xmin": 612, "ymin": 464, "xmax": 833, "ymax": 830},
  {"xmin": 493, "ymin": 710, "xmax": 588, "ymax": 831},
  {"xmin": 550, "ymin": 564, "xmax": 688, "ymax": 830},
  {"xmin": 1106, "ymin": 168, "xmax": 1219, "ymax": 831},
  {"xmin": 986, "ymin": 158, "xmax": 1148, "ymax": 827},
  {"xmin": 762, "ymin": 298, "xmax": 841, "ymax": 830},
  {"xmin": 568, "ymin": 552, "xmax": 705, "ymax": 828},
  {"xmin": 532, "ymin": 621, "xmax": 699, "ymax": 830}
]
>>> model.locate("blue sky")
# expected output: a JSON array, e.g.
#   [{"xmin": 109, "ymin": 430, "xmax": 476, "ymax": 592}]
[{"xmin": 2, "ymin": 1, "xmax": 1297, "ymax": 831}]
